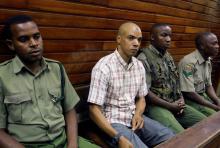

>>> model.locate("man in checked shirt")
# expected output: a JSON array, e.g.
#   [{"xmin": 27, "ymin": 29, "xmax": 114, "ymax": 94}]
[{"xmin": 87, "ymin": 22, "xmax": 174, "ymax": 148}]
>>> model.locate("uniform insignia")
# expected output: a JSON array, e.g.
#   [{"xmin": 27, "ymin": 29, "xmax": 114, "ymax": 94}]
[{"xmin": 183, "ymin": 64, "xmax": 193, "ymax": 78}]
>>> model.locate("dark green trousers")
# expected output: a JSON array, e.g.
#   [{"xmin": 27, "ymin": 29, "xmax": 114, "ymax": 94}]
[
  {"xmin": 146, "ymin": 104, "xmax": 206, "ymax": 134},
  {"xmin": 185, "ymin": 93, "xmax": 216, "ymax": 117}
]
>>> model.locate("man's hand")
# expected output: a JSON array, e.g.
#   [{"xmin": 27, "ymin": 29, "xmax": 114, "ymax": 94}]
[
  {"xmin": 176, "ymin": 97, "xmax": 185, "ymax": 115},
  {"xmin": 131, "ymin": 114, "xmax": 144, "ymax": 131},
  {"xmin": 119, "ymin": 136, "xmax": 133, "ymax": 148},
  {"xmin": 169, "ymin": 97, "xmax": 185, "ymax": 115},
  {"xmin": 213, "ymin": 104, "xmax": 220, "ymax": 111},
  {"xmin": 214, "ymin": 98, "xmax": 220, "ymax": 107}
]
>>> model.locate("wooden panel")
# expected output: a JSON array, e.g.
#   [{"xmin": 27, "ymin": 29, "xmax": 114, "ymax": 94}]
[
  {"xmin": 28, "ymin": 0, "xmax": 220, "ymax": 24},
  {"xmin": 108, "ymin": 0, "xmax": 220, "ymax": 23},
  {"xmin": 28, "ymin": 0, "xmax": 156, "ymax": 22},
  {"xmin": 64, "ymin": 62, "xmax": 96, "ymax": 74},
  {"xmin": 44, "ymin": 51, "xmax": 111, "ymax": 64},
  {"xmin": 0, "ymin": 0, "xmax": 219, "ymax": 86},
  {"xmin": 0, "ymin": 0, "xmax": 26, "ymax": 9},
  {"xmin": 185, "ymin": 26, "xmax": 210, "ymax": 33},
  {"xmin": 69, "ymin": 73, "xmax": 91, "ymax": 85}
]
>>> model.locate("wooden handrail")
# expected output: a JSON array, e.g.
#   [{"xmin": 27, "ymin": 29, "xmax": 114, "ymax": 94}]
[{"xmin": 155, "ymin": 111, "xmax": 220, "ymax": 148}]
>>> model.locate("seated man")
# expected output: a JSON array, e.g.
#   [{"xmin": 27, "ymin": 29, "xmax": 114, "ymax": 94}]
[
  {"xmin": 88, "ymin": 22, "xmax": 174, "ymax": 148},
  {"xmin": 137, "ymin": 23, "xmax": 206, "ymax": 134},
  {"xmin": 178, "ymin": 32, "xmax": 220, "ymax": 116},
  {"xmin": 0, "ymin": 15, "xmax": 98, "ymax": 148}
]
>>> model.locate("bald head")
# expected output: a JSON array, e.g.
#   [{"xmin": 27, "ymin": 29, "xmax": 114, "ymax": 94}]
[
  {"xmin": 116, "ymin": 22, "xmax": 142, "ymax": 63},
  {"xmin": 118, "ymin": 22, "xmax": 141, "ymax": 36}
]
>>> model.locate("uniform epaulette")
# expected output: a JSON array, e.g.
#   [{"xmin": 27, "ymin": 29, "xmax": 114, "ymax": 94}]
[
  {"xmin": 0, "ymin": 59, "xmax": 12, "ymax": 66},
  {"xmin": 44, "ymin": 58, "xmax": 61, "ymax": 64},
  {"xmin": 182, "ymin": 53, "xmax": 197, "ymax": 64}
]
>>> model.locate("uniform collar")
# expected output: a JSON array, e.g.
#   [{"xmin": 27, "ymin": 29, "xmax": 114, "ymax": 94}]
[
  {"xmin": 12, "ymin": 56, "xmax": 50, "ymax": 74},
  {"xmin": 194, "ymin": 49, "xmax": 206, "ymax": 65},
  {"xmin": 149, "ymin": 44, "xmax": 168, "ymax": 58},
  {"xmin": 114, "ymin": 49, "xmax": 134, "ymax": 70}
]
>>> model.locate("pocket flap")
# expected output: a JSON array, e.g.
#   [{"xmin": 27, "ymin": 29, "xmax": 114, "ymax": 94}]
[
  {"xmin": 4, "ymin": 93, "xmax": 31, "ymax": 104},
  {"xmin": 48, "ymin": 88, "xmax": 61, "ymax": 98},
  {"xmin": 48, "ymin": 88, "xmax": 62, "ymax": 102}
]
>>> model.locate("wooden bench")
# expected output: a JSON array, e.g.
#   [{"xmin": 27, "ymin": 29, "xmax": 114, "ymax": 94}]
[{"xmin": 155, "ymin": 111, "xmax": 220, "ymax": 148}]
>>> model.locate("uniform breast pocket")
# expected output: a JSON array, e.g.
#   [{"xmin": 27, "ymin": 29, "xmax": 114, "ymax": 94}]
[
  {"xmin": 4, "ymin": 93, "xmax": 31, "ymax": 123},
  {"xmin": 194, "ymin": 79, "xmax": 205, "ymax": 93},
  {"xmin": 48, "ymin": 88, "xmax": 63, "ymax": 114}
]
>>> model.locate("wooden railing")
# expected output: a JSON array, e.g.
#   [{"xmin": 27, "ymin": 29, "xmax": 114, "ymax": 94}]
[{"xmin": 156, "ymin": 111, "xmax": 220, "ymax": 148}]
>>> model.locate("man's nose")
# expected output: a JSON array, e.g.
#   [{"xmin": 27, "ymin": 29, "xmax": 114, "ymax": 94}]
[
  {"xmin": 166, "ymin": 36, "xmax": 171, "ymax": 42},
  {"xmin": 215, "ymin": 43, "xmax": 219, "ymax": 49},
  {"xmin": 29, "ymin": 38, "xmax": 38, "ymax": 47},
  {"xmin": 133, "ymin": 39, "xmax": 140, "ymax": 46}
]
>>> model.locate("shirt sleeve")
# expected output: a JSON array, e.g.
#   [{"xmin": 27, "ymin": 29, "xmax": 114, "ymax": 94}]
[
  {"xmin": 138, "ymin": 63, "xmax": 148, "ymax": 97},
  {"xmin": 63, "ymin": 66, "xmax": 80, "ymax": 112},
  {"xmin": 137, "ymin": 53, "xmax": 152, "ymax": 88},
  {"xmin": 0, "ymin": 79, "xmax": 7, "ymax": 128},
  {"xmin": 87, "ymin": 67, "xmax": 108, "ymax": 106},
  {"xmin": 178, "ymin": 61, "xmax": 196, "ymax": 92}
]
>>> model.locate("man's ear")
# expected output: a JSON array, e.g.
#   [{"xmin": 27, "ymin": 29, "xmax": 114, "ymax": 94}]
[
  {"xmin": 150, "ymin": 34, "xmax": 154, "ymax": 41},
  {"xmin": 6, "ymin": 39, "xmax": 15, "ymax": 51},
  {"xmin": 116, "ymin": 35, "xmax": 121, "ymax": 45}
]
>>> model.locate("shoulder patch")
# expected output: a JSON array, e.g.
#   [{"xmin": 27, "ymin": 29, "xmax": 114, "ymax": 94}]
[{"xmin": 183, "ymin": 63, "xmax": 194, "ymax": 78}]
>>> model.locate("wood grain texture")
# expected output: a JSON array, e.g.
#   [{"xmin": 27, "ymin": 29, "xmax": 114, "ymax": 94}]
[
  {"xmin": 155, "ymin": 111, "xmax": 220, "ymax": 148},
  {"xmin": 0, "ymin": 0, "xmax": 219, "ymax": 86}
]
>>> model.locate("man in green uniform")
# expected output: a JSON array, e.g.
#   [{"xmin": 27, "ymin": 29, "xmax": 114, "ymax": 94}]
[
  {"xmin": 178, "ymin": 32, "xmax": 220, "ymax": 116},
  {"xmin": 137, "ymin": 23, "xmax": 206, "ymax": 134},
  {"xmin": 0, "ymin": 15, "xmax": 98, "ymax": 148}
]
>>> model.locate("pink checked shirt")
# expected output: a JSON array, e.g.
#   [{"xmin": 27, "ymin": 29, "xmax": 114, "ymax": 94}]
[{"xmin": 88, "ymin": 50, "xmax": 148, "ymax": 127}]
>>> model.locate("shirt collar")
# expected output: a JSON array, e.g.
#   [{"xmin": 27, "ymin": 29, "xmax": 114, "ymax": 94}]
[
  {"xmin": 114, "ymin": 49, "xmax": 134, "ymax": 70},
  {"xmin": 195, "ymin": 49, "xmax": 206, "ymax": 64},
  {"xmin": 149, "ymin": 44, "xmax": 168, "ymax": 58},
  {"xmin": 12, "ymin": 56, "xmax": 50, "ymax": 74}
]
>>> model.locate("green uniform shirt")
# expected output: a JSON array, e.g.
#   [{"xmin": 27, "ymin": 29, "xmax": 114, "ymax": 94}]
[
  {"xmin": 137, "ymin": 44, "xmax": 181, "ymax": 102},
  {"xmin": 178, "ymin": 50, "xmax": 212, "ymax": 93},
  {"xmin": 0, "ymin": 56, "xmax": 79, "ymax": 142}
]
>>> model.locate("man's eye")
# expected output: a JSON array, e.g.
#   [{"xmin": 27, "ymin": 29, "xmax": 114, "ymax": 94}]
[
  {"xmin": 18, "ymin": 36, "xmax": 29, "ymax": 42},
  {"xmin": 138, "ymin": 37, "xmax": 142, "ymax": 42},
  {"xmin": 161, "ymin": 33, "xmax": 167, "ymax": 37},
  {"xmin": 128, "ymin": 36, "xmax": 135, "ymax": 40},
  {"xmin": 33, "ymin": 34, "xmax": 41, "ymax": 40}
]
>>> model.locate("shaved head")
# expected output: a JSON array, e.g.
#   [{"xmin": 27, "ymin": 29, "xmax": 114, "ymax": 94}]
[
  {"xmin": 116, "ymin": 22, "xmax": 142, "ymax": 63},
  {"xmin": 118, "ymin": 22, "xmax": 141, "ymax": 36}
]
